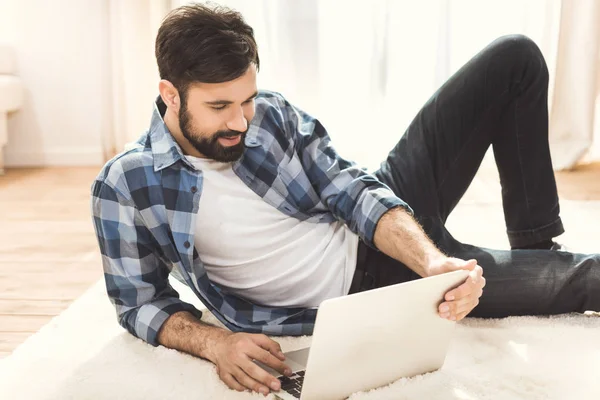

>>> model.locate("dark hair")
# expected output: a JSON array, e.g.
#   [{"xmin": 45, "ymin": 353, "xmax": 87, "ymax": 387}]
[{"xmin": 155, "ymin": 2, "xmax": 259, "ymax": 94}]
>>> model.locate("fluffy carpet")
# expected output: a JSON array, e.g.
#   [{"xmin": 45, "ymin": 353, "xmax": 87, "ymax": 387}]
[
  {"xmin": 0, "ymin": 200, "xmax": 599, "ymax": 399},
  {"xmin": 0, "ymin": 278, "xmax": 598, "ymax": 400}
]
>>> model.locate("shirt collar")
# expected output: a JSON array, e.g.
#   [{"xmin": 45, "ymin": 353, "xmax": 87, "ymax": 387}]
[{"xmin": 148, "ymin": 96, "xmax": 197, "ymax": 172}]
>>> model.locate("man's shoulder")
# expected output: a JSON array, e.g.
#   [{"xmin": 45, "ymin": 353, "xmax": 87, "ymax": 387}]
[
  {"xmin": 255, "ymin": 90, "xmax": 293, "ymax": 115},
  {"xmin": 257, "ymin": 89, "xmax": 286, "ymax": 103},
  {"xmin": 92, "ymin": 134, "xmax": 156, "ymax": 199},
  {"xmin": 253, "ymin": 90, "xmax": 298, "ymax": 136}
]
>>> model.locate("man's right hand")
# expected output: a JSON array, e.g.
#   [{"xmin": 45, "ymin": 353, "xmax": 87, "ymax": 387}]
[{"xmin": 208, "ymin": 332, "xmax": 292, "ymax": 396}]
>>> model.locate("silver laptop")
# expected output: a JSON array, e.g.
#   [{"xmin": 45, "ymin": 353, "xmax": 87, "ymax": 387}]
[{"xmin": 257, "ymin": 269, "xmax": 469, "ymax": 400}]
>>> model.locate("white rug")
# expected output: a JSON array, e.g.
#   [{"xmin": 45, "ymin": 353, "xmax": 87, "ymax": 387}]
[{"xmin": 1, "ymin": 200, "xmax": 599, "ymax": 399}]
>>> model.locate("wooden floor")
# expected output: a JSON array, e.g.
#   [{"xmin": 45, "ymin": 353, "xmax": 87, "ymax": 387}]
[
  {"xmin": 0, "ymin": 162, "xmax": 598, "ymax": 359},
  {"xmin": 0, "ymin": 167, "xmax": 103, "ymax": 359},
  {"xmin": 554, "ymin": 162, "xmax": 600, "ymax": 201}
]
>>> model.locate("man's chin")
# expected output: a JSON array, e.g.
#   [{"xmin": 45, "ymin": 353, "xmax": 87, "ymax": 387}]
[
  {"xmin": 186, "ymin": 135, "xmax": 246, "ymax": 162},
  {"xmin": 210, "ymin": 144, "xmax": 245, "ymax": 162}
]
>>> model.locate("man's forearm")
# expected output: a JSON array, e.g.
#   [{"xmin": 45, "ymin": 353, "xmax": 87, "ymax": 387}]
[
  {"xmin": 373, "ymin": 207, "xmax": 446, "ymax": 277},
  {"xmin": 157, "ymin": 311, "xmax": 229, "ymax": 363}
]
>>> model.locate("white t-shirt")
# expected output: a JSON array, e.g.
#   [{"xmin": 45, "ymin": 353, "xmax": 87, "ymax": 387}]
[{"xmin": 187, "ymin": 155, "xmax": 359, "ymax": 308}]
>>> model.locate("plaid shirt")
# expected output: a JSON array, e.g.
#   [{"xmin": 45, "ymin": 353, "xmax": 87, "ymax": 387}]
[{"xmin": 91, "ymin": 90, "xmax": 411, "ymax": 347}]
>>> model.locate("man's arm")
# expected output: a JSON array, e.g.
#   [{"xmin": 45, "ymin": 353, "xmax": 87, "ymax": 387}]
[
  {"xmin": 157, "ymin": 311, "xmax": 227, "ymax": 361},
  {"xmin": 91, "ymin": 179, "xmax": 203, "ymax": 346},
  {"xmin": 157, "ymin": 311, "xmax": 289, "ymax": 374},
  {"xmin": 278, "ymin": 94, "xmax": 412, "ymax": 249},
  {"xmin": 158, "ymin": 311, "xmax": 292, "ymax": 396},
  {"xmin": 373, "ymin": 207, "xmax": 445, "ymax": 278}
]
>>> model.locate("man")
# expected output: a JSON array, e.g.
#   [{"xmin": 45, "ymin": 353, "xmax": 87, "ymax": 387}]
[{"xmin": 91, "ymin": 3, "xmax": 599, "ymax": 397}]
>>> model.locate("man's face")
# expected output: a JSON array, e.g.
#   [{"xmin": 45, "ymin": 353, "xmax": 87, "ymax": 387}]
[{"xmin": 178, "ymin": 65, "xmax": 258, "ymax": 162}]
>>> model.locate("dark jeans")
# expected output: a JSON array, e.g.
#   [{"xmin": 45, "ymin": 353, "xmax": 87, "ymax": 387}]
[{"xmin": 349, "ymin": 35, "xmax": 600, "ymax": 317}]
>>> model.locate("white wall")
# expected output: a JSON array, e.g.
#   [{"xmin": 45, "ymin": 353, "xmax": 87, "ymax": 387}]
[{"xmin": 0, "ymin": 0, "xmax": 108, "ymax": 167}]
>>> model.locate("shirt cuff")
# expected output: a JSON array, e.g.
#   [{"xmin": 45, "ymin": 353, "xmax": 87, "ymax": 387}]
[
  {"xmin": 360, "ymin": 189, "xmax": 414, "ymax": 250},
  {"xmin": 128, "ymin": 298, "xmax": 204, "ymax": 347}
]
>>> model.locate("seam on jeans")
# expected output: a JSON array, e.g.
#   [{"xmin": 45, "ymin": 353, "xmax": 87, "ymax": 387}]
[
  {"xmin": 435, "ymin": 86, "xmax": 510, "ymax": 215},
  {"xmin": 435, "ymin": 50, "xmax": 506, "ymax": 195},
  {"xmin": 512, "ymin": 42, "xmax": 546, "ymax": 232},
  {"xmin": 513, "ymin": 90, "xmax": 535, "ymax": 230}
]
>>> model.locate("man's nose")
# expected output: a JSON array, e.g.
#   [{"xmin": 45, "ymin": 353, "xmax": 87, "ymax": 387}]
[{"xmin": 227, "ymin": 108, "xmax": 248, "ymax": 132}]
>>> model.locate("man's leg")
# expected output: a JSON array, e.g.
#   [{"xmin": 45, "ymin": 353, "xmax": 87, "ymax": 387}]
[
  {"xmin": 374, "ymin": 34, "xmax": 563, "ymax": 248},
  {"xmin": 360, "ymin": 35, "xmax": 600, "ymax": 314},
  {"xmin": 448, "ymin": 241, "xmax": 600, "ymax": 316}
]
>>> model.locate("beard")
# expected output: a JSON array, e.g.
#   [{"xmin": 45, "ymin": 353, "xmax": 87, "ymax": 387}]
[{"xmin": 178, "ymin": 98, "xmax": 247, "ymax": 162}]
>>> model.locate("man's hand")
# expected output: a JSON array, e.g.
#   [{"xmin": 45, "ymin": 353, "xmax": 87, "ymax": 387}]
[
  {"xmin": 371, "ymin": 208, "xmax": 485, "ymax": 321},
  {"xmin": 208, "ymin": 332, "xmax": 292, "ymax": 396},
  {"xmin": 427, "ymin": 257, "xmax": 486, "ymax": 321},
  {"xmin": 157, "ymin": 311, "xmax": 292, "ymax": 396}
]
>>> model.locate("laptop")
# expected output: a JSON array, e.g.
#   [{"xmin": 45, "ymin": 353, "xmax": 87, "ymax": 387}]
[{"xmin": 256, "ymin": 269, "xmax": 470, "ymax": 399}]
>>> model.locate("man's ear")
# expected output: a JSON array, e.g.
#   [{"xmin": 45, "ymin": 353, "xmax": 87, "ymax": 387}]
[{"xmin": 158, "ymin": 80, "xmax": 180, "ymax": 112}]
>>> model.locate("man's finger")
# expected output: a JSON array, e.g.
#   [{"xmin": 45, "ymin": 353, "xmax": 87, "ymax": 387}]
[
  {"xmin": 247, "ymin": 346, "xmax": 290, "ymax": 377},
  {"xmin": 253, "ymin": 334, "xmax": 285, "ymax": 361},
  {"xmin": 439, "ymin": 295, "xmax": 473, "ymax": 320},
  {"xmin": 463, "ymin": 259, "xmax": 478, "ymax": 270},
  {"xmin": 239, "ymin": 358, "xmax": 281, "ymax": 393},
  {"xmin": 470, "ymin": 265, "xmax": 483, "ymax": 281},
  {"xmin": 455, "ymin": 299, "xmax": 480, "ymax": 321},
  {"xmin": 221, "ymin": 373, "xmax": 247, "ymax": 392},
  {"xmin": 440, "ymin": 282, "xmax": 483, "ymax": 317},
  {"xmin": 232, "ymin": 365, "xmax": 273, "ymax": 395},
  {"xmin": 446, "ymin": 266, "xmax": 485, "ymax": 301},
  {"xmin": 454, "ymin": 296, "xmax": 480, "ymax": 316},
  {"xmin": 445, "ymin": 280, "xmax": 474, "ymax": 301}
]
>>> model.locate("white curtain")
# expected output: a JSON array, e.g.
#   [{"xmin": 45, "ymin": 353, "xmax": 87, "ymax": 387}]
[
  {"xmin": 104, "ymin": 0, "xmax": 600, "ymax": 171},
  {"xmin": 104, "ymin": 0, "xmax": 174, "ymax": 158},
  {"xmin": 548, "ymin": 0, "xmax": 600, "ymax": 168}
]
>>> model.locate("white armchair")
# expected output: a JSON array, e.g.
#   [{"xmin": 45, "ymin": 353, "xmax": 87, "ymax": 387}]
[{"xmin": 0, "ymin": 45, "xmax": 23, "ymax": 174}]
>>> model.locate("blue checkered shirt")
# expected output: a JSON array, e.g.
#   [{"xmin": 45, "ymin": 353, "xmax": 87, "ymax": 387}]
[{"xmin": 91, "ymin": 90, "xmax": 412, "ymax": 346}]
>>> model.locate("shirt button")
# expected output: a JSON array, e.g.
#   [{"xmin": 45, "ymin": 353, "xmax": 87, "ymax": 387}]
[
  {"xmin": 184, "ymin": 241, "xmax": 191, "ymax": 249},
  {"xmin": 191, "ymin": 186, "xmax": 198, "ymax": 193}
]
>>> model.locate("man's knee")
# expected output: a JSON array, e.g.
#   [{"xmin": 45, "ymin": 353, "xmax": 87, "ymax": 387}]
[
  {"xmin": 487, "ymin": 34, "xmax": 549, "ymax": 83},
  {"xmin": 492, "ymin": 34, "xmax": 541, "ymax": 57}
]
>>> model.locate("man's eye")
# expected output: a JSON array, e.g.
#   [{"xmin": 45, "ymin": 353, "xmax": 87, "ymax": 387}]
[{"xmin": 212, "ymin": 105, "xmax": 226, "ymax": 111}]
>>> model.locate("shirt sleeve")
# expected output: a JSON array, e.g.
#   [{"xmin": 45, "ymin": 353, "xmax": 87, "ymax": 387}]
[
  {"xmin": 280, "ymin": 97, "xmax": 414, "ymax": 249},
  {"xmin": 91, "ymin": 179, "xmax": 203, "ymax": 347}
]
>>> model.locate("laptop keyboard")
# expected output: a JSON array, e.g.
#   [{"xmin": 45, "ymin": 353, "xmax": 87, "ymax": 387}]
[{"xmin": 277, "ymin": 370, "xmax": 305, "ymax": 398}]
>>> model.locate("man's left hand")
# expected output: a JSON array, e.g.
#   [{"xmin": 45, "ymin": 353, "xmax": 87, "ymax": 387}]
[{"xmin": 427, "ymin": 257, "xmax": 486, "ymax": 321}]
